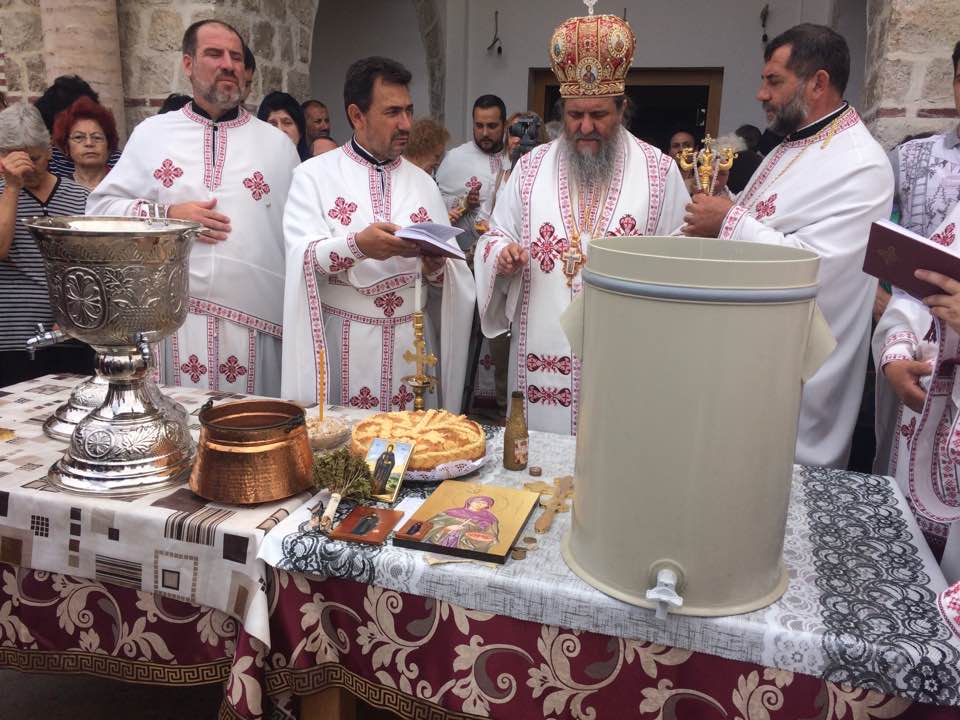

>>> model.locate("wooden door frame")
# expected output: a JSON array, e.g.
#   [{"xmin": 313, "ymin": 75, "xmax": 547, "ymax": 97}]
[{"xmin": 528, "ymin": 67, "xmax": 724, "ymax": 138}]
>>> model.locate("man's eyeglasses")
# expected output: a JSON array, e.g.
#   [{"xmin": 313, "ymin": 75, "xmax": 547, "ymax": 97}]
[{"xmin": 68, "ymin": 133, "xmax": 106, "ymax": 145}]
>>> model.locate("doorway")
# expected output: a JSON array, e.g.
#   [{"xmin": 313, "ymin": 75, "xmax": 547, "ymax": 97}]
[{"xmin": 529, "ymin": 67, "xmax": 723, "ymax": 152}]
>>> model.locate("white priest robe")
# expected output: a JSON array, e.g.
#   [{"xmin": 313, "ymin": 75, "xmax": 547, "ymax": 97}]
[
  {"xmin": 873, "ymin": 205, "xmax": 960, "ymax": 581},
  {"xmin": 436, "ymin": 141, "xmax": 509, "ymax": 250},
  {"xmin": 87, "ymin": 104, "xmax": 300, "ymax": 396},
  {"xmin": 281, "ymin": 142, "xmax": 475, "ymax": 412},
  {"xmin": 475, "ymin": 129, "xmax": 689, "ymax": 435},
  {"xmin": 718, "ymin": 105, "xmax": 893, "ymax": 468}
]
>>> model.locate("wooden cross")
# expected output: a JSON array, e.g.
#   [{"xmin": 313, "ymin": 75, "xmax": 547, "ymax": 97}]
[
  {"xmin": 562, "ymin": 241, "xmax": 585, "ymax": 286},
  {"xmin": 524, "ymin": 475, "xmax": 575, "ymax": 533}
]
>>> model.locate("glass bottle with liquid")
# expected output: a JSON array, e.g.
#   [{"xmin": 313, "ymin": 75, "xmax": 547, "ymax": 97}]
[{"xmin": 503, "ymin": 390, "xmax": 529, "ymax": 470}]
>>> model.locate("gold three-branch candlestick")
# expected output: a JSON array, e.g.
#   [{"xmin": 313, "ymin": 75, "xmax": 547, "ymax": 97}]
[
  {"xmin": 678, "ymin": 134, "xmax": 738, "ymax": 196},
  {"xmin": 402, "ymin": 311, "xmax": 437, "ymax": 411}
]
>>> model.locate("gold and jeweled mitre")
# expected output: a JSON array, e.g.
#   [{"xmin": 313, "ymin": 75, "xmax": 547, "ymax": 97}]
[{"xmin": 549, "ymin": 1, "xmax": 636, "ymax": 98}]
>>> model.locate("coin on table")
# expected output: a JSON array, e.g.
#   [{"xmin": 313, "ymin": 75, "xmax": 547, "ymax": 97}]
[
  {"xmin": 523, "ymin": 536, "xmax": 537, "ymax": 546},
  {"xmin": 511, "ymin": 547, "xmax": 528, "ymax": 560},
  {"xmin": 529, "ymin": 466, "xmax": 542, "ymax": 476}
]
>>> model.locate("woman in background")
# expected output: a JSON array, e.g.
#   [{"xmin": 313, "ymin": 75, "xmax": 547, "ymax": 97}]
[
  {"xmin": 0, "ymin": 103, "xmax": 92, "ymax": 386},
  {"xmin": 257, "ymin": 91, "xmax": 310, "ymax": 162},
  {"xmin": 52, "ymin": 96, "xmax": 119, "ymax": 191},
  {"xmin": 403, "ymin": 118, "xmax": 450, "ymax": 176}
]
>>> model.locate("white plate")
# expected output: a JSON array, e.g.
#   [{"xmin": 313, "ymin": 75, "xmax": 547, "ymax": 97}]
[{"xmin": 403, "ymin": 454, "xmax": 488, "ymax": 482}]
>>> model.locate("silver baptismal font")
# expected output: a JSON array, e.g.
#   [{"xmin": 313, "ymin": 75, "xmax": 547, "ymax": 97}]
[{"xmin": 24, "ymin": 216, "xmax": 201, "ymax": 496}]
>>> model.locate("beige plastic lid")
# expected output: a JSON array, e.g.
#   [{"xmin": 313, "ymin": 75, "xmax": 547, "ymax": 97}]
[{"xmin": 588, "ymin": 235, "xmax": 820, "ymax": 290}]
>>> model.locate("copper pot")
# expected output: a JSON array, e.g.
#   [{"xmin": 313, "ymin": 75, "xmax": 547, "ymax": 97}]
[{"xmin": 189, "ymin": 399, "xmax": 314, "ymax": 504}]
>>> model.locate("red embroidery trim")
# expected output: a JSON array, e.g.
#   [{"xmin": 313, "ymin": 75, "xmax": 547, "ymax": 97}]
[
  {"xmin": 409, "ymin": 207, "xmax": 432, "ymax": 224},
  {"xmin": 349, "ymin": 386, "xmax": 380, "ymax": 409},
  {"xmin": 328, "ymin": 197, "xmax": 358, "ymax": 226},
  {"xmin": 219, "ymin": 355, "xmax": 248, "ymax": 384},
  {"xmin": 153, "ymin": 159, "xmax": 183, "ymax": 188},
  {"xmin": 180, "ymin": 354, "xmax": 207, "ymax": 383},
  {"xmin": 530, "ymin": 223, "xmax": 567, "ymax": 273},
  {"xmin": 374, "ymin": 291, "xmax": 404, "ymax": 318},
  {"xmin": 242, "ymin": 171, "xmax": 271, "ymax": 201},
  {"xmin": 754, "ymin": 193, "xmax": 778, "ymax": 220}
]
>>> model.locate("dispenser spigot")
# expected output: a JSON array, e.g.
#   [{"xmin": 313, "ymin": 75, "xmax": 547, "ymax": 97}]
[
  {"xmin": 645, "ymin": 566, "xmax": 684, "ymax": 620},
  {"xmin": 25, "ymin": 323, "xmax": 67, "ymax": 360}
]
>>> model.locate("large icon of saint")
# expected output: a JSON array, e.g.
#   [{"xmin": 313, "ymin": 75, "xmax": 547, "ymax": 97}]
[{"xmin": 422, "ymin": 496, "xmax": 500, "ymax": 552}]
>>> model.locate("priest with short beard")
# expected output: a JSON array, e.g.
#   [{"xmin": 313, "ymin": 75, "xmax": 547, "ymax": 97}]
[
  {"xmin": 474, "ymin": 9, "xmax": 689, "ymax": 435},
  {"xmin": 281, "ymin": 57, "xmax": 475, "ymax": 412},
  {"xmin": 88, "ymin": 20, "xmax": 300, "ymax": 396}
]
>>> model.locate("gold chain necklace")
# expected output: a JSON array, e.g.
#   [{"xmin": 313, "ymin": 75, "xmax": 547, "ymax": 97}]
[
  {"xmin": 743, "ymin": 107, "xmax": 847, "ymax": 211},
  {"xmin": 562, "ymin": 173, "xmax": 608, "ymax": 287}
]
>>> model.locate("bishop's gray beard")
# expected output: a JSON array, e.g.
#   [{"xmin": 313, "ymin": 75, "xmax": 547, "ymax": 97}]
[{"xmin": 561, "ymin": 128, "xmax": 620, "ymax": 188}]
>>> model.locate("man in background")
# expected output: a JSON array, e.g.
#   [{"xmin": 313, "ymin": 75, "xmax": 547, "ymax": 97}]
[
  {"xmin": 303, "ymin": 99, "xmax": 332, "ymax": 146},
  {"xmin": 436, "ymin": 94, "xmax": 510, "ymax": 252}
]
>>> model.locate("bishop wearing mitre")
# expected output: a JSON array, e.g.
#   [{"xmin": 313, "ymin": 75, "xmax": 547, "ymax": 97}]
[{"xmin": 474, "ymin": 5, "xmax": 689, "ymax": 434}]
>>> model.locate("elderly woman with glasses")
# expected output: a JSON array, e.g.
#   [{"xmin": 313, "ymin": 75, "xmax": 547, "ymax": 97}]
[
  {"xmin": 0, "ymin": 103, "xmax": 92, "ymax": 386},
  {"xmin": 51, "ymin": 96, "xmax": 120, "ymax": 191}
]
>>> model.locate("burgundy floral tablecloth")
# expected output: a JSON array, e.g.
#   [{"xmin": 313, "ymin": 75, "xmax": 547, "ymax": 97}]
[
  {"xmin": 1, "ymin": 560, "xmax": 953, "ymax": 720},
  {"xmin": 243, "ymin": 571, "xmax": 959, "ymax": 720},
  {"xmin": 1, "ymin": 376, "xmax": 959, "ymax": 719}
]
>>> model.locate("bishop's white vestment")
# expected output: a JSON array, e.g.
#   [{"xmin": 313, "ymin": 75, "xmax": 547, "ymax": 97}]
[
  {"xmin": 475, "ymin": 129, "xmax": 689, "ymax": 434},
  {"xmin": 436, "ymin": 141, "xmax": 509, "ymax": 251},
  {"xmin": 873, "ymin": 205, "xmax": 960, "ymax": 582},
  {"xmin": 87, "ymin": 104, "xmax": 300, "ymax": 396},
  {"xmin": 281, "ymin": 141, "xmax": 475, "ymax": 412},
  {"xmin": 718, "ymin": 105, "xmax": 893, "ymax": 468}
]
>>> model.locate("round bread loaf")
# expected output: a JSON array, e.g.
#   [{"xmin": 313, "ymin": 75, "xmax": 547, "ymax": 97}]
[{"xmin": 350, "ymin": 409, "xmax": 486, "ymax": 470}]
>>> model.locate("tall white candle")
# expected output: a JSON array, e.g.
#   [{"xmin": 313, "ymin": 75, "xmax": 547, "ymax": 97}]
[{"xmin": 414, "ymin": 271, "xmax": 422, "ymax": 310}]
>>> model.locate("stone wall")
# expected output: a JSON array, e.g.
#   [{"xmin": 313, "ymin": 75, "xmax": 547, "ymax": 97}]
[
  {"xmin": 1, "ymin": 0, "xmax": 321, "ymax": 134},
  {"xmin": 120, "ymin": 0, "xmax": 319, "ymax": 132},
  {"xmin": 863, "ymin": 0, "xmax": 958, "ymax": 149},
  {"xmin": 1, "ymin": 0, "xmax": 47, "ymax": 103}
]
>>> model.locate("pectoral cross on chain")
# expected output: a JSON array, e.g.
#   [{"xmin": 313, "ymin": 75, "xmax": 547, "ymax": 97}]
[{"xmin": 562, "ymin": 238, "xmax": 586, "ymax": 287}]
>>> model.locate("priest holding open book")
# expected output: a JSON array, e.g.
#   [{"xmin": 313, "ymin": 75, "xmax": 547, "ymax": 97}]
[
  {"xmin": 873, "ymin": 203, "xmax": 960, "ymax": 583},
  {"xmin": 281, "ymin": 56, "xmax": 475, "ymax": 412}
]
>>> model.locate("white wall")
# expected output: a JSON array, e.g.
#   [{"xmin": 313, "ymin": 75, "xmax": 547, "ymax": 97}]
[
  {"xmin": 309, "ymin": 0, "xmax": 865, "ymax": 146},
  {"xmin": 452, "ymin": 0, "xmax": 844, "ymax": 143},
  {"xmin": 309, "ymin": 0, "xmax": 430, "ymax": 142},
  {"xmin": 834, "ymin": 0, "xmax": 867, "ymax": 108}
]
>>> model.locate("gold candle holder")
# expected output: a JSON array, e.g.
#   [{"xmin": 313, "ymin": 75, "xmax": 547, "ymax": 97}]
[
  {"xmin": 402, "ymin": 311, "xmax": 437, "ymax": 411},
  {"xmin": 678, "ymin": 134, "xmax": 738, "ymax": 196}
]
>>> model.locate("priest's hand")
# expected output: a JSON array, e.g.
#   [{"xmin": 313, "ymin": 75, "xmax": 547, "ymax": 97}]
[
  {"xmin": 421, "ymin": 254, "xmax": 445, "ymax": 275},
  {"xmin": 356, "ymin": 222, "xmax": 418, "ymax": 260},
  {"xmin": 465, "ymin": 186, "xmax": 481, "ymax": 211},
  {"xmin": 681, "ymin": 194, "xmax": 734, "ymax": 238},
  {"xmin": 168, "ymin": 199, "xmax": 231, "ymax": 243},
  {"xmin": 883, "ymin": 358, "xmax": 931, "ymax": 413},
  {"xmin": 918, "ymin": 269, "xmax": 960, "ymax": 335},
  {"xmin": 496, "ymin": 243, "xmax": 528, "ymax": 276}
]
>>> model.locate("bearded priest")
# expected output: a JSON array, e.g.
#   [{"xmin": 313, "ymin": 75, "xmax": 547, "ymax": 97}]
[
  {"xmin": 682, "ymin": 24, "xmax": 894, "ymax": 469},
  {"xmin": 474, "ymin": 8, "xmax": 689, "ymax": 435},
  {"xmin": 87, "ymin": 20, "xmax": 300, "ymax": 396},
  {"xmin": 281, "ymin": 57, "xmax": 475, "ymax": 412}
]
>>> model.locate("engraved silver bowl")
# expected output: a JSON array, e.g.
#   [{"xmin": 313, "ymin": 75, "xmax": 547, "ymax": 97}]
[{"xmin": 25, "ymin": 216, "xmax": 200, "ymax": 496}]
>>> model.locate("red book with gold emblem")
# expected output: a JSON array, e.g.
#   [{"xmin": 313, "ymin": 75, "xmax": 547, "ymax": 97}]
[{"xmin": 863, "ymin": 219, "xmax": 960, "ymax": 301}]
